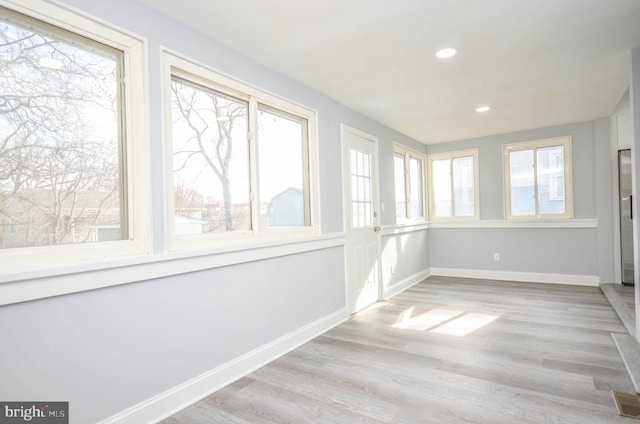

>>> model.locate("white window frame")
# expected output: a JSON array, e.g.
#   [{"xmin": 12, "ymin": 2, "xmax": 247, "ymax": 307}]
[
  {"xmin": 393, "ymin": 144, "xmax": 426, "ymax": 224},
  {"xmin": 427, "ymin": 149, "xmax": 479, "ymax": 220},
  {"xmin": 503, "ymin": 136, "xmax": 573, "ymax": 220},
  {"xmin": 0, "ymin": 0, "xmax": 150, "ymax": 272},
  {"xmin": 162, "ymin": 52, "xmax": 320, "ymax": 252}
]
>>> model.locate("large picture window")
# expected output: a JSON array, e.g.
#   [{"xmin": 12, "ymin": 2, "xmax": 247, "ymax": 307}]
[
  {"xmin": 0, "ymin": 2, "xmax": 148, "ymax": 270},
  {"xmin": 165, "ymin": 54, "xmax": 318, "ymax": 246},
  {"xmin": 393, "ymin": 145, "xmax": 425, "ymax": 222},
  {"xmin": 428, "ymin": 149, "xmax": 479, "ymax": 219},
  {"xmin": 503, "ymin": 136, "xmax": 572, "ymax": 219},
  {"xmin": 0, "ymin": 7, "xmax": 124, "ymax": 248}
]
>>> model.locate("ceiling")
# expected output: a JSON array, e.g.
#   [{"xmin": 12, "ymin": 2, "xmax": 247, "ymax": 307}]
[{"xmin": 139, "ymin": 0, "xmax": 640, "ymax": 144}]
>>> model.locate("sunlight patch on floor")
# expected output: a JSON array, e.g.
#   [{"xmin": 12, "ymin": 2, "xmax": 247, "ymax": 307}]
[
  {"xmin": 393, "ymin": 307, "xmax": 463, "ymax": 331},
  {"xmin": 430, "ymin": 313, "xmax": 500, "ymax": 337},
  {"xmin": 392, "ymin": 306, "xmax": 500, "ymax": 336}
]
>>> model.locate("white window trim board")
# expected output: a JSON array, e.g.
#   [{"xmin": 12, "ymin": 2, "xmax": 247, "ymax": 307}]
[
  {"xmin": 380, "ymin": 218, "xmax": 598, "ymax": 234},
  {"xmin": 0, "ymin": 233, "xmax": 345, "ymax": 306},
  {"xmin": 427, "ymin": 218, "xmax": 597, "ymax": 229}
]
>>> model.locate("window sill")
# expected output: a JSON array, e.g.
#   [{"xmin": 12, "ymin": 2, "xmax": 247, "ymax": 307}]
[
  {"xmin": 0, "ymin": 232, "xmax": 345, "ymax": 306},
  {"xmin": 381, "ymin": 222, "xmax": 429, "ymax": 236},
  {"xmin": 427, "ymin": 218, "xmax": 597, "ymax": 229},
  {"xmin": 168, "ymin": 227, "xmax": 321, "ymax": 254}
]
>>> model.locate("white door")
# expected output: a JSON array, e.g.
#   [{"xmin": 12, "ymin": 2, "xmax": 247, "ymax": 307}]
[{"xmin": 342, "ymin": 126, "xmax": 381, "ymax": 314}]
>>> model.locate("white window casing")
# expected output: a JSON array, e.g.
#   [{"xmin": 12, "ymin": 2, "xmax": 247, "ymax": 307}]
[
  {"xmin": 162, "ymin": 52, "xmax": 320, "ymax": 252},
  {"xmin": 0, "ymin": 0, "xmax": 151, "ymax": 271},
  {"xmin": 503, "ymin": 136, "xmax": 573, "ymax": 220},
  {"xmin": 393, "ymin": 143, "xmax": 426, "ymax": 223},
  {"xmin": 427, "ymin": 149, "xmax": 479, "ymax": 220}
]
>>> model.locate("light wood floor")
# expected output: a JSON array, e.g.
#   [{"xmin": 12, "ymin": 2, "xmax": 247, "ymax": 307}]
[
  {"xmin": 611, "ymin": 284, "xmax": 636, "ymax": 316},
  {"xmin": 602, "ymin": 284, "xmax": 636, "ymax": 336},
  {"xmin": 163, "ymin": 277, "xmax": 634, "ymax": 423}
]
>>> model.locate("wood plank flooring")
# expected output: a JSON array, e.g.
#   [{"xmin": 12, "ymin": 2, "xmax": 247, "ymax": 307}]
[
  {"xmin": 163, "ymin": 277, "xmax": 633, "ymax": 423},
  {"xmin": 611, "ymin": 284, "xmax": 636, "ymax": 312},
  {"xmin": 602, "ymin": 284, "xmax": 636, "ymax": 336}
]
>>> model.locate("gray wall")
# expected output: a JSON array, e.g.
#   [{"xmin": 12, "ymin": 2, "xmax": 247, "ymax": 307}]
[
  {"xmin": 429, "ymin": 228, "xmax": 599, "ymax": 275},
  {"xmin": 426, "ymin": 120, "xmax": 612, "ymax": 280},
  {"xmin": 381, "ymin": 230, "xmax": 430, "ymax": 290},
  {"xmin": 0, "ymin": 248, "xmax": 345, "ymax": 423},
  {"xmin": 0, "ymin": 0, "xmax": 429, "ymax": 423},
  {"xmin": 595, "ymin": 118, "xmax": 615, "ymax": 284}
]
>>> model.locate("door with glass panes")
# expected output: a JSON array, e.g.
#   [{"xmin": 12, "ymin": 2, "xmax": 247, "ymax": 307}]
[{"xmin": 342, "ymin": 126, "xmax": 381, "ymax": 314}]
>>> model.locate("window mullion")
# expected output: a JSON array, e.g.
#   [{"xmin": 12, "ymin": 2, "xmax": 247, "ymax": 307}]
[
  {"xmin": 248, "ymin": 97, "xmax": 260, "ymax": 234},
  {"xmin": 532, "ymin": 147, "xmax": 539, "ymax": 216},
  {"xmin": 449, "ymin": 158, "xmax": 456, "ymax": 217},
  {"xmin": 404, "ymin": 153, "xmax": 411, "ymax": 218},
  {"xmin": 421, "ymin": 156, "xmax": 427, "ymax": 218},
  {"xmin": 301, "ymin": 119, "xmax": 311, "ymax": 226},
  {"xmin": 117, "ymin": 52, "xmax": 129, "ymax": 240}
]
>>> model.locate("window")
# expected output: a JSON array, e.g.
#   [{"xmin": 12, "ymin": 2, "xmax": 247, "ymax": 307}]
[
  {"xmin": 0, "ymin": 2, "xmax": 148, "ymax": 269},
  {"xmin": 503, "ymin": 136, "xmax": 572, "ymax": 219},
  {"xmin": 351, "ymin": 148, "xmax": 373, "ymax": 228},
  {"xmin": 170, "ymin": 77, "xmax": 251, "ymax": 234},
  {"xmin": 428, "ymin": 149, "xmax": 479, "ymax": 219},
  {"xmin": 165, "ymin": 53, "xmax": 318, "ymax": 247},
  {"xmin": 393, "ymin": 145, "xmax": 425, "ymax": 222},
  {"xmin": 258, "ymin": 106, "xmax": 311, "ymax": 228}
]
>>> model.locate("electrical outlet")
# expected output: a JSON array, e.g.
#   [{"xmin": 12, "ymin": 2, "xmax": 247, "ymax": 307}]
[{"xmin": 493, "ymin": 253, "xmax": 501, "ymax": 262}]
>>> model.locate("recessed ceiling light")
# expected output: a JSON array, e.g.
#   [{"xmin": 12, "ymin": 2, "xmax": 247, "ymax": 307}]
[
  {"xmin": 436, "ymin": 48, "xmax": 457, "ymax": 59},
  {"xmin": 476, "ymin": 106, "xmax": 491, "ymax": 113}
]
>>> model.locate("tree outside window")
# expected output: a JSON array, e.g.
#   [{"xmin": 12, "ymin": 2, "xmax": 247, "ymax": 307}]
[
  {"xmin": 0, "ymin": 9, "xmax": 124, "ymax": 249},
  {"xmin": 167, "ymin": 56, "xmax": 316, "ymax": 241}
]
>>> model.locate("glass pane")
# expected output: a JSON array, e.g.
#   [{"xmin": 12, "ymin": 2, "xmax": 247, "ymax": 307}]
[
  {"xmin": 258, "ymin": 107, "xmax": 308, "ymax": 227},
  {"xmin": 354, "ymin": 202, "xmax": 361, "ymax": 228},
  {"xmin": 409, "ymin": 157, "xmax": 424, "ymax": 217},
  {"xmin": 453, "ymin": 156, "xmax": 474, "ymax": 216},
  {"xmin": 0, "ymin": 13, "xmax": 124, "ymax": 248},
  {"xmin": 364, "ymin": 203, "xmax": 372, "ymax": 227},
  {"xmin": 394, "ymin": 154, "xmax": 407, "ymax": 219},
  {"xmin": 509, "ymin": 149, "xmax": 535, "ymax": 215},
  {"xmin": 351, "ymin": 175, "xmax": 359, "ymax": 202},
  {"xmin": 363, "ymin": 176, "xmax": 371, "ymax": 202},
  {"xmin": 432, "ymin": 159, "xmax": 452, "ymax": 217},
  {"xmin": 350, "ymin": 150, "xmax": 357, "ymax": 176},
  {"xmin": 537, "ymin": 145, "xmax": 565, "ymax": 214},
  {"xmin": 350, "ymin": 149, "xmax": 372, "ymax": 228},
  {"xmin": 171, "ymin": 78, "xmax": 250, "ymax": 234},
  {"xmin": 363, "ymin": 152, "xmax": 370, "ymax": 175}
]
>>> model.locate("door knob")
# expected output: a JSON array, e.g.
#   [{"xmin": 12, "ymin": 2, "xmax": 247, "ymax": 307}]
[{"xmin": 373, "ymin": 226, "xmax": 381, "ymax": 232}]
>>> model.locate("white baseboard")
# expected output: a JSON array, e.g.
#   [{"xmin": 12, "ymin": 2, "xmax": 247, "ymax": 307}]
[
  {"xmin": 100, "ymin": 307, "xmax": 349, "ymax": 424},
  {"xmin": 429, "ymin": 267, "xmax": 600, "ymax": 287},
  {"xmin": 384, "ymin": 268, "xmax": 431, "ymax": 299}
]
